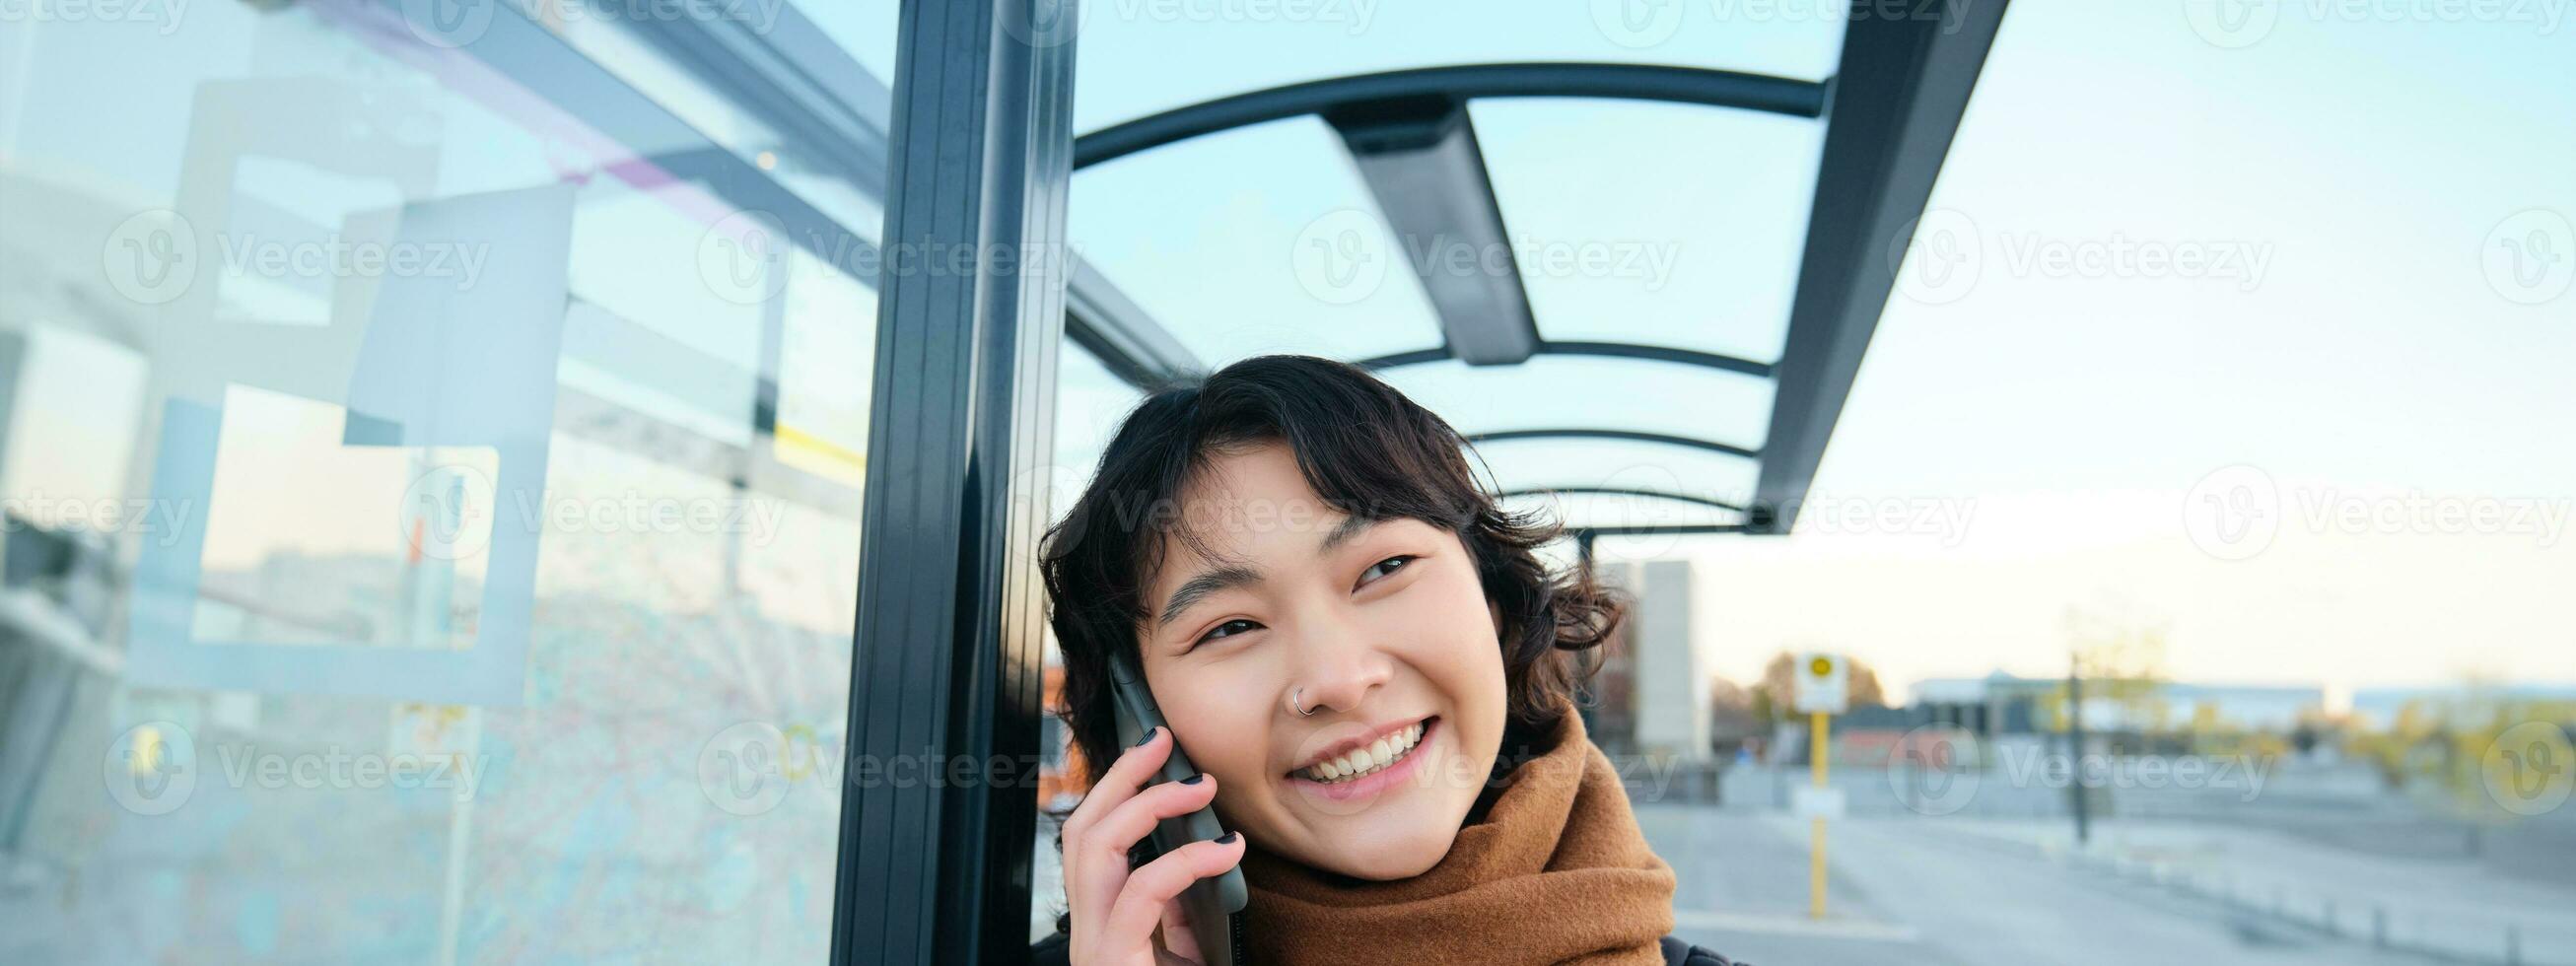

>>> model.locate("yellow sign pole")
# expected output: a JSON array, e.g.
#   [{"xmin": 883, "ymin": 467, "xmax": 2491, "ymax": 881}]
[{"xmin": 1810, "ymin": 709, "xmax": 1829, "ymax": 920}]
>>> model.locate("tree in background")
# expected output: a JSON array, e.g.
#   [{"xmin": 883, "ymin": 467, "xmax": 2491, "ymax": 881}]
[
  {"xmin": 2040, "ymin": 597, "xmax": 2172, "ymax": 736},
  {"xmin": 1750, "ymin": 649, "xmax": 1885, "ymax": 722},
  {"xmin": 1707, "ymin": 677, "xmax": 1766, "ymax": 758}
]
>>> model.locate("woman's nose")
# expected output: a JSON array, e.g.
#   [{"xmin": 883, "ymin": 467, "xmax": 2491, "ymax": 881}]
[{"xmin": 1286, "ymin": 620, "xmax": 1393, "ymax": 717}]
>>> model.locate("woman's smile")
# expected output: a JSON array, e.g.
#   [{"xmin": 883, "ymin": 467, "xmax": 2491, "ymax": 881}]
[{"xmin": 1284, "ymin": 716, "xmax": 1438, "ymax": 802}]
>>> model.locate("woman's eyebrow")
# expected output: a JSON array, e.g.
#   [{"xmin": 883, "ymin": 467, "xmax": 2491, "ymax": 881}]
[
  {"xmin": 1156, "ymin": 564, "xmax": 1260, "ymax": 629},
  {"xmin": 1315, "ymin": 514, "xmax": 1379, "ymax": 555},
  {"xmin": 1152, "ymin": 517, "xmax": 1383, "ymax": 628}
]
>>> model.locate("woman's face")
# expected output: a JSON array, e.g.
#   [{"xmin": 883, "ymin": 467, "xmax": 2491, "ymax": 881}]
[{"xmin": 1135, "ymin": 441, "xmax": 1506, "ymax": 880}]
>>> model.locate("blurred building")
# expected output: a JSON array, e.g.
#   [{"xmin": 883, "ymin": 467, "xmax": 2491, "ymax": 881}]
[{"xmin": 1587, "ymin": 559, "xmax": 1710, "ymax": 760}]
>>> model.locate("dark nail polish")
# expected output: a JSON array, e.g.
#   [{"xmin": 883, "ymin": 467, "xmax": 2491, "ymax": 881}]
[
  {"xmin": 1215, "ymin": 832, "xmax": 1239, "ymax": 845},
  {"xmin": 1135, "ymin": 726, "xmax": 1159, "ymax": 747},
  {"xmin": 1180, "ymin": 773, "xmax": 1206, "ymax": 785}
]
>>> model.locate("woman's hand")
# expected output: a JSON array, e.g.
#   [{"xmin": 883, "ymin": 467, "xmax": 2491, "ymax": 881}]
[{"xmin": 1060, "ymin": 725, "xmax": 1248, "ymax": 965}]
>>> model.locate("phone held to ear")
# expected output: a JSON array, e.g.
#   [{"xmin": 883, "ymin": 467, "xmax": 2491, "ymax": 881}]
[{"xmin": 1107, "ymin": 652, "xmax": 1251, "ymax": 966}]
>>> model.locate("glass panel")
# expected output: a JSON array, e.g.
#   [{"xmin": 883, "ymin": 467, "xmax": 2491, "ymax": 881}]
[
  {"xmin": 1475, "ymin": 99, "xmax": 1825, "ymax": 365},
  {"xmin": 1032, "ymin": 345, "xmax": 1147, "ymax": 942},
  {"xmin": 1502, "ymin": 491, "xmax": 1743, "ymax": 534},
  {"xmin": 1468, "ymin": 437, "xmax": 1759, "ymax": 513},
  {"xmin": 0, "ymin": 2, "xmax": 890, "ymax": 961},
  {"xmin": 1073, "ymin": 116, "xmax": 1442, "ymax": 365},
  {"xmin": 1382, "ymin": 355, "xmax": 1775, "ymax": 452},
  {"xmin": 1051, "ymin": 346, "xmax": 1150, "ymax": 484},
  {"xmin": 1073, "ymin": 0, "xmax": 1845, "ymax": 132}
]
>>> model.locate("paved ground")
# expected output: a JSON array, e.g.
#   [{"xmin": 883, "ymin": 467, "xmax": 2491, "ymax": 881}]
[{"xmin": 1636, "ymin": 805, "xmax": 2568, "ymax": 966}]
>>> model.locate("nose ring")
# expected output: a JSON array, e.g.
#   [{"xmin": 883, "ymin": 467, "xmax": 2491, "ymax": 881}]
[{"xmin": 1291, "ymin": 687, "xmax": 1317, "ymax": 717}]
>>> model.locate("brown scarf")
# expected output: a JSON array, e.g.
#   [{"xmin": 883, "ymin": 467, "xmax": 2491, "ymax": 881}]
[{"xmin": 1236, "ymin": 705, "xmax": 1675, "ymax": 966}]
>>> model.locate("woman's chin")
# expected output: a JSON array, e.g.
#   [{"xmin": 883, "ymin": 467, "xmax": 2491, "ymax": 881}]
[{"xmin": 1306, "ymin": 832, "xmax": 1451, "ymax": 880}]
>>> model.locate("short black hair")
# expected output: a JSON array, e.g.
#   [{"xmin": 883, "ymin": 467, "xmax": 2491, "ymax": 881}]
[{"xmin": 1038, "ymin": 353, "xmax": 1626, "ymax": 797}]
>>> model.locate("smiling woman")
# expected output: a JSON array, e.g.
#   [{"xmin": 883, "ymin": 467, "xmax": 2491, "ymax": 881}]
[{"xmin": 1029, "ymin": 355, "xmax": 1742, "ymax": 966}]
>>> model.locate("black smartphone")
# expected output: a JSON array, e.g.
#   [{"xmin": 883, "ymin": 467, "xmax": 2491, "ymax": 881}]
[{"xmin": 1105, "ymin": 651, "xmax": 1249, "ymax": 966}]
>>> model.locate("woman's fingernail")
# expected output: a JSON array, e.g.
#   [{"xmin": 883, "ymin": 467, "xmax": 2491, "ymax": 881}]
[
  {"xmin": 1215, "ymin": 832, "xmax": 1239, "ymax": 846},
  {"xmin": 1180, "ymin": 773, "xmax": 1206, "ymax": 786},
  {"xmin": 1135, "ymin": 726, "xmax": 1160, "ymax": 747}
]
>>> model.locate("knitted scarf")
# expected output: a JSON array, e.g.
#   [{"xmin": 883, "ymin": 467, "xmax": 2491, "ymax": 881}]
[{"xmin": 1234, "ymin": 705, "xmax": 1676, "ymax": 966}]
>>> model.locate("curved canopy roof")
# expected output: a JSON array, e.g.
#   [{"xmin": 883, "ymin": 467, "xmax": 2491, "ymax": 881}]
[{"xmin": 1059, "ymin": 11, "xmax": 2010, "ymax": 545}]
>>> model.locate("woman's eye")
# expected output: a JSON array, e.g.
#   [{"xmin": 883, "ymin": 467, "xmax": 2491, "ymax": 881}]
[
  {"xmin": 1358, "ymin": 555, "xmax": 1417, "ymax": 586},
  {"xmin": 1196, "ymin": 618, "xmax": 1260, "ymax": 645}
]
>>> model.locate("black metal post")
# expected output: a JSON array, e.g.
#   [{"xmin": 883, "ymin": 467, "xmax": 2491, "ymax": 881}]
[
  {"xmin": 829, "ymin": 1, "xmax": 1077, "ymax": 964},
  {"xmin": 2067, "ymin": 657, "xmax": 2090, "ymax": 846}
]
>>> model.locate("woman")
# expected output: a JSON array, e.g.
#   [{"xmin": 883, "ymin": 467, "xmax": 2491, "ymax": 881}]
[{"xmin": 1030, "ymin": 355, "xmax": 1741, "ymax": 966}]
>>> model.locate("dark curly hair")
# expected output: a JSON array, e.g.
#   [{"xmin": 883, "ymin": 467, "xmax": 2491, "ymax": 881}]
[{"xmin": 1038, "ymin": 353, "xmax": 1627, "ymax": 811}]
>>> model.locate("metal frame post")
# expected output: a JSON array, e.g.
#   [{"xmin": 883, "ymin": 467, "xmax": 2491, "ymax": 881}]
[{"xmin": 830, "ymin": 1, "xmax": 1078, "ymax": 963}]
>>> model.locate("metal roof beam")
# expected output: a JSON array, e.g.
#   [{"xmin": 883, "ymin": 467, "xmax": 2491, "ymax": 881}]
[
  {"xmin": 1466, "ymin": 428, "xmax": 1758, "ymax": 460},
  {"xmin": 1328, "ymin": 98, "xmax": 1538, "ymax": 366},
  {"xmin": 1065, "ymin": 254, "xmax": 1204, "ymax": 388},
  {"xmin": 1075, "ymin": 63, "xmax": 1828, "ymax": 171},
  {"xmin": 1356, "ymin": 340, "xmax": 1775, "ymax": 380},
  {"xmin": 1572, "ymin": 523, "xmax": 1751, "ymax": 537},
  {"xmin": 1754, "ymin": 2, "xmax": 2009, "ymax": 534},
  {"xmin": 1496, "ymin": 486, "xmax": 1746, "ymax": 514}
]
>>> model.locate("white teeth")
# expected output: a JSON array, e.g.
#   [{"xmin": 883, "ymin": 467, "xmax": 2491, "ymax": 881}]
[{"xmin": 1299, "ymin": 722, "xmax": 1428, "ymax": 784}]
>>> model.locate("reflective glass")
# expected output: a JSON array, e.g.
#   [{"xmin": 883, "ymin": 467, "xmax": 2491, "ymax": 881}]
[
  {"xmin": 1382, "ymin": 355, "xmax": 1775, "ymax": 453},
  {"xmin": 1474, "ymin": 99, "xmax": 1825, "ymax": 365},
  {"xmin": 0, "ymin": 2, "xmax": 889, "ymax": 960},
  {"xmin": 1072, "ymin": 115, "xmax": 1442, "ymax": 365},
  {"xmin": 1467, "ymin": 437, "xmax": 1760, "ymax": 515}
]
